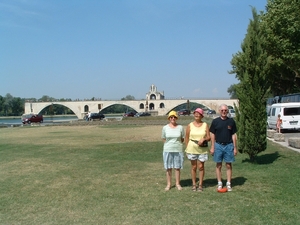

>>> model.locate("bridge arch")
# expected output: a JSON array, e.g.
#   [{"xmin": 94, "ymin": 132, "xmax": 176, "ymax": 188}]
[
  {"xmin": 149, "ymin": 103, "xmax": 155, "ymax": 110},
  {"xmin": 32, "ymin": 102, "xmax": 78, "ymax": 118},
  {"xmin": 100, "ymin": 103, "xmax": 140, "ymax": 113},
  {"xmin": 188, "ymin": 101, "xmax": 210, "ymax": 110}
]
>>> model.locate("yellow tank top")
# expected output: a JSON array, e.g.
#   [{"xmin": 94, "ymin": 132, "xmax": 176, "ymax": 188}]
[{"xmin": 185, "ymin": 122, "xmax": 208, "ymax": 154}]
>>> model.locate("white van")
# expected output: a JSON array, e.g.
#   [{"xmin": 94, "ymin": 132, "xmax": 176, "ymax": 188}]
[
  {"xmin": 267, "ymin": 103, "xmax": 300, "ymax": 130},
  {"xmin": 227, "ymin": 109, "xmax": 236, "ymax": 118}
]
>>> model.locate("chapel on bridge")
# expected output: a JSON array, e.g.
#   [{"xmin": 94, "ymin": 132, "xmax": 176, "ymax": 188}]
[{"xmin": 146, "ymin": 84, "xmax": 165, "ymax": 100}]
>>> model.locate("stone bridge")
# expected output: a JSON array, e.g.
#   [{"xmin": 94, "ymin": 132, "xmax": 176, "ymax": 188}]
[{"xmin": 24, "ymin": 99, "xmax": 238, "ymax": 119}]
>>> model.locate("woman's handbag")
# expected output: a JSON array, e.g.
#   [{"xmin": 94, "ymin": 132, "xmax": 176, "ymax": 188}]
[{"xmin": 191, "ymin": 139, "xmax": 208, "ymax": 147}]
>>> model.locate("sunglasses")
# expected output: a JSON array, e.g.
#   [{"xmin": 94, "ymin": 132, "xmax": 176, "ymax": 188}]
[
  {"xmin": 169, "ymin": 116, "xmax": 177, "ymax": 119},
  {"xmin": 221, "ymin": 109, "xmax": 228, "ymax": 112}
]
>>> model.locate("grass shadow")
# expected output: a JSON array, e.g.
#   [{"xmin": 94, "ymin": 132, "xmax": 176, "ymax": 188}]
[
  {"xmin": 181, "ymin": 176, "xmax": 247, "ymax": 188},
  {"xmin": 242, "ymin": 151, "xmax": 281, "ymax": 165},
  {"xmin": 203, "ymin": 177, "xmax": 247, "ymax": 188},
  {"xmin": 180, "ymin": 179, "xmax": 193, "ymax": 187}
]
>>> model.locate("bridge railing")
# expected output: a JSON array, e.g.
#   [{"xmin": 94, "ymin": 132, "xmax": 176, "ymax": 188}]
[{"xmin": 25, "ymin": 97, "xmax": 236, "ymax": 102}]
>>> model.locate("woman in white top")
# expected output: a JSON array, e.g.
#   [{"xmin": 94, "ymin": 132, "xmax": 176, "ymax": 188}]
[{"xmin": 161, "ymin": 111, "xmax": 185, "ymax": 191}]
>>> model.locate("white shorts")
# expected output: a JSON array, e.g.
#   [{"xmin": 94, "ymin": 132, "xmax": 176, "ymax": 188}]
[{"xmin": 186, "ymin": 153, "xmax": 208, "ymax": 162}]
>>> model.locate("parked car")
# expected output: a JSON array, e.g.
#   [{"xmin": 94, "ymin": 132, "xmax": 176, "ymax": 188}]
[
  {"xmin": 207, "ymin": 110, "xmax": 216, "ymax": 115},
  {"xmin": 86, "ymin": 113, "xmax": 105, "ymax": 121},
  {"xmin": 123, "ymin": 111, "xmax": 136, "ymax": 117},
  {"xmin": 178, "ymin": 109, "xmax": 190, "ymax": 116},
  {"xmin": 22, "ymin": 114, "xmax": 43, "ymax": 124},
  {"xmin": 227, "ymin": 109, "xmax": 236, "ymax": 118},
  {"xmin": 135, "ymin": 112, "xmax": 151, "ymax": 117}
]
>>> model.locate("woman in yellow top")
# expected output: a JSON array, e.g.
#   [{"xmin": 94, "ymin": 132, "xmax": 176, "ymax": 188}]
[{"xmin": 185, "ymin": 108, "xmax": 211, "ymax": 191}]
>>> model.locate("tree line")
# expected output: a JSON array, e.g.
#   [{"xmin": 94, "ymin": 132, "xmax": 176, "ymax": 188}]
[
  {"xmin": 229, "ymin": 0, "xmax": 300, "ymax": 161},
  {"xmin": 0, "ymin": 94, "xmax": 75, "ymax": 116}
]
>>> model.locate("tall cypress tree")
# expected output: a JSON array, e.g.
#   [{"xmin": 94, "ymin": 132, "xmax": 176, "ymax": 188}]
[{"xmin": 230, "ymin": 8, "xmax": 271, "ymax": 161}]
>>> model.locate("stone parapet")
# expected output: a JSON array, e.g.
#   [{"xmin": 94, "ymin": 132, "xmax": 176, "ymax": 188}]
[
  {"xmin": 267, "ymin": 129, "xmax": 276, "ymax": 138},
  {"xmin": 274, "ymin": 133, "xmax": 285, "ymax": 142}
]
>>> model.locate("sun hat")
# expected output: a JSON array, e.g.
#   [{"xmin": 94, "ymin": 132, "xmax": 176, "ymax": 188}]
[
  {"xmin": 168, "ymin": 111, "xmax": 178, "ymax": 119},
  {"xmin": 193, "ymin": 108, "xmax": 204, "ymax": 116}
]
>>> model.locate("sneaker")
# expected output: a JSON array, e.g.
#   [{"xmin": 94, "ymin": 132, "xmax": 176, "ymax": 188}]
[
  {"xmin": 226, "ymin": 182, "xmax": 232, "ymax": 192},
  {"xmin": 217, "ymin": 182, "xmax": 223, "ymax": 190}
]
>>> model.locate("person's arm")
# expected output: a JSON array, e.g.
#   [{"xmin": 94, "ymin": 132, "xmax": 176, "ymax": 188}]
[
  {"xmin": 180, "ymin": 126, "xmax": 185, "ymax": 143},
  {"xmin": 162, "ymin": 126, "xmax": 166, "ymax": 143},
  {"xmin": 199, "ymin": 123, "xmax": 210, "ymax": 145},
  {"xmin": 231, "ymin": 120, "xmax": 238, "ymax": 155},
  {"xmin": 209, "ymin": 121, "xmax": 215, "ymax": 155},
  {"xmin": 210, "ymin": 132, "xmax": 215, "ymax": 155},
  {"xmin": 185, "ymin": 124, "xmax": 190, "ymax": 146},
  {"xmin": 232, "ymin": 133, "xmax": 237, "ymax": 156},
  {"xmin": 205, "ymin": 123, "xmax": 211, "ymax": 142}
]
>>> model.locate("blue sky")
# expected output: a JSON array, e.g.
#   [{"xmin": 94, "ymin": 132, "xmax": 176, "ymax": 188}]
[{"xmin": 1, "ymin": 0, "xmax": 266, "ymax": 100}]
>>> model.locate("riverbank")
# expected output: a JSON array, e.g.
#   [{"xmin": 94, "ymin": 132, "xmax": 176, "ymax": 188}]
[{"xmin": 0, "ymin": 114, "xmax": 78, "ymax": 119}]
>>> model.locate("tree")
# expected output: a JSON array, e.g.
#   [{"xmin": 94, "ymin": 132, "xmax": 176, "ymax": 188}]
[
  {"xmin": 121, "ymin": 95, "xmax": 135, "ymax": 100},
  {"xmin": 227, "ymin": 84, "xmax": 238, "ymax": 99},
  {"xmin": 10, "ymin": 97, "xmax": 24, "ymax": 116},
  {"xmin": 261, "ymin": 0, "xmax": 300, "ymax": 93},
  {"xmin": 0, "ymin": 95, "xmax": 4, "ymax": 115},
  {"xmin": 230, "ymin": 8, "xmax": 271, "ymax": 161},
  {"xmin": 39, "ymin": 95, "xmax": 55, "ymax": 102},
  {"xmin": 4, "ymin": 93, "xmax": 14, "ymax": 116}
]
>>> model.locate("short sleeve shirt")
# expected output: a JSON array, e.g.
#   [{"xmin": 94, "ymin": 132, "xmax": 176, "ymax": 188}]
[
  {"xmin": 162, "ymin": 124, "xmax": 185, "ymax": 152},
  {"xmin": 209, "ymin": 117, "xmax": 237, "ymax": 143}
]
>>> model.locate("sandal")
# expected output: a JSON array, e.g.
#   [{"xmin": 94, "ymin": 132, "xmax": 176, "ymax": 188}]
[
  {"xmin": 197, "ymin": 185, "xmax": 203, "ymax": 192},
  {"xmin": 165, "ymin": 186, "xmax": 171, "ymax": 191},
  {"xmin": 192, "ymin": 185, "xmax": 197, "ymax": 191},
  {"xmin": 176, "ymin": 185, "xmax": 182, "ymax": 191}
]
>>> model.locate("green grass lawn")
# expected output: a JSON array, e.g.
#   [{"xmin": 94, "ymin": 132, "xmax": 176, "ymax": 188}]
[{"xmin": 0, "ymin": 124, "xmax": 299, "ymax": 225}]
